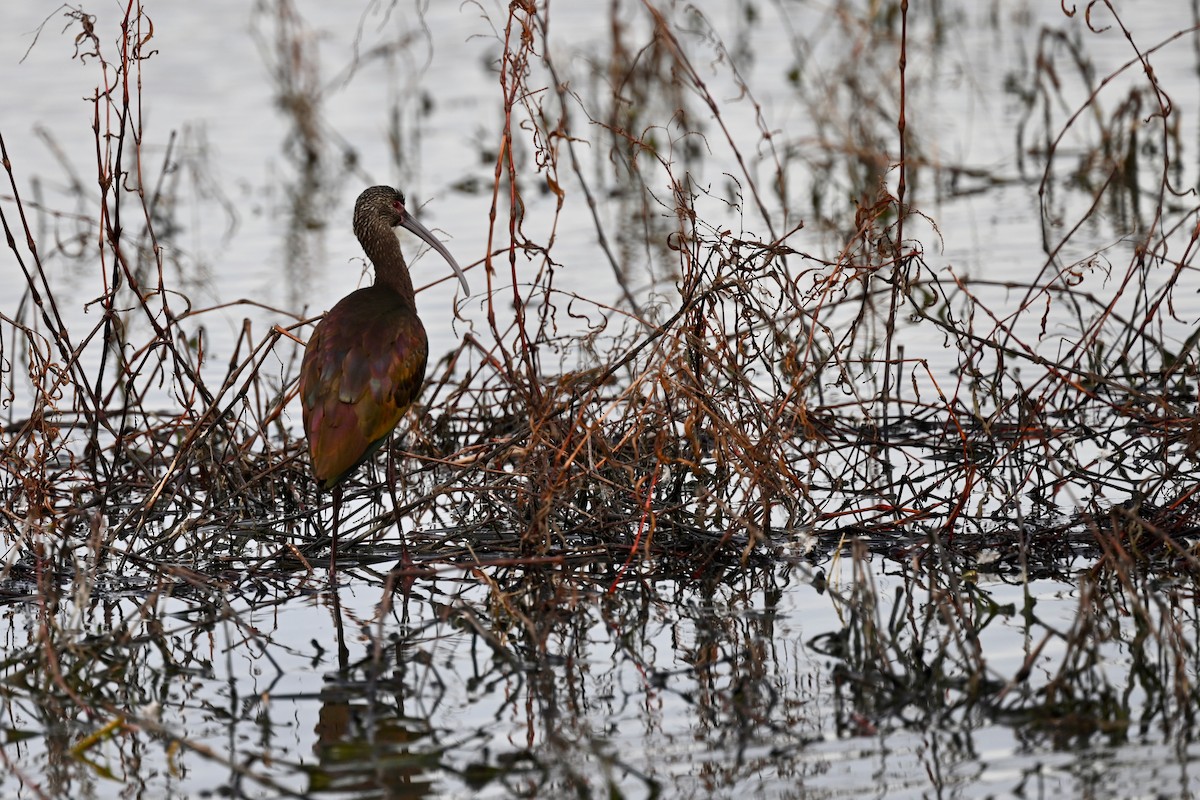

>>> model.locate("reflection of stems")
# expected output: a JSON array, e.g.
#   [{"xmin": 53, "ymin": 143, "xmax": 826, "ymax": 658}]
[
  {"xmin": 882, "ymin": 1, "xmax": 910, "ymax": 439},
  {"xmin": 253, "ymin": 0, "xmax": 330, "ymax": 312},
  {"xmin": 539, "ymin": 16, "xmax": 643, "ymax": 317},
  {"xmin": 71, "ymin": 715, "xmax": 127, "ymax": 756},
  {"xmin": 329, "ymin": 583, "xmax": 350, "ymax": 670}
]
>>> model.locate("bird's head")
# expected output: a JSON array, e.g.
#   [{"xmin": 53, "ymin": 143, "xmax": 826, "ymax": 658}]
[{"xmin": 354, "ymin": 185, "xmax": 470, "ymax": 295}]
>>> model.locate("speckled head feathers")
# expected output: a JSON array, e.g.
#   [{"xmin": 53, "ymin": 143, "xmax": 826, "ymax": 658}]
[
  {"xmin": 353, "ymin": 185, "xmax": 406, "ymax": 234},
  {"xmin": 350, "ymin": 184, "xmax": 470, "ymax": 296}
]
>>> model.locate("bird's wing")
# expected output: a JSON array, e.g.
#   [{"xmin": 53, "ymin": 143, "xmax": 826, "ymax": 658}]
[{"xmin": 300, "ymin": 291, "xmax": 429, "ymax": 487}]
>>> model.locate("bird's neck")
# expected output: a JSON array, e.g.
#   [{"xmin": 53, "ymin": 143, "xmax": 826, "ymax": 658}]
[{"xmin": 358, "ymin": 220, "xmax": 416, "ymax": 305}]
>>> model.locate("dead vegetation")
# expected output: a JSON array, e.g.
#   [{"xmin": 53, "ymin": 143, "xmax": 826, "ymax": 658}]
[{"xmin": 2, "ymin": 2, "xmax": 1199, "ymax": 579}]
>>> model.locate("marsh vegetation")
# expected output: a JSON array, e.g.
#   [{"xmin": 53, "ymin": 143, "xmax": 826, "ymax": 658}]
[{"xmin": 3, "ymin": 1, "xmax": 1200, "ymax": 797}]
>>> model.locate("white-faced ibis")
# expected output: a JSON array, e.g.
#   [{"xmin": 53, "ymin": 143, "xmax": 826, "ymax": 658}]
[{"xmin": 299, "ymin": 185, "xmax": 469, "ymax": 572}]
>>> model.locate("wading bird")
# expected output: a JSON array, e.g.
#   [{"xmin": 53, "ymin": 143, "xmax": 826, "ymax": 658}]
[{"xmin": 299, "ymin": 185, "xmax": 469, "ymax": 574}]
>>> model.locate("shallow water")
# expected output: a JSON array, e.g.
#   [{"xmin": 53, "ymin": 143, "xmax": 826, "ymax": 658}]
[{"xmin": 3, "ymin": 555, "xmax": 1198, "ymax": 798}]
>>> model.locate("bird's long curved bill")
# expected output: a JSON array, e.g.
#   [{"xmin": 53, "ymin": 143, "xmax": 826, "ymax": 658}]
[{"xmin": 400, "ymin": 213, "xmax": 470, "ymax": 295}]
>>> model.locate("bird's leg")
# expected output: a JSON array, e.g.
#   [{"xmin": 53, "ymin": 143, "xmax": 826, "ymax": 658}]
[
  {"xmin": 330, "ymin": 482, "xmax": 342, "ymax": 585},
  {"xmin": 328, "ymin": 578, "xmax": 349, "ymax": 670},
  {"xmin": 385, "ymin": 438, "xmax": 415, "ymax": 580}
]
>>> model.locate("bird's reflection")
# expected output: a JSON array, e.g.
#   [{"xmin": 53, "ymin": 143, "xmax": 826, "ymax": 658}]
[{"xmin": 308, "ymin": 585, "xmax": 435, "ymax": 798}]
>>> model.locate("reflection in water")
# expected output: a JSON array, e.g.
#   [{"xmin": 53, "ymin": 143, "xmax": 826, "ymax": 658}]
[
  {"xmin": 307, "ymin": 585, "xmax": 435, "ymax": 795},
  {"xmin": 310, "ymin": 685, "xmax": 434, "ymax": 797},
  {"xmin": 0, "ymin": 552, "xmax": 1199, "ymax": 796}
]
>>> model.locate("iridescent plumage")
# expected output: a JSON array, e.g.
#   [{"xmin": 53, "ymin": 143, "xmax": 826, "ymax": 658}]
[{"xmin": 300, "ymin": 186, "xmax": 468, "ymax": 489}]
